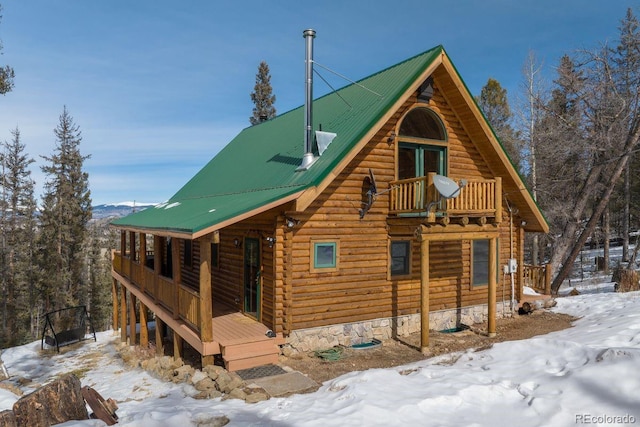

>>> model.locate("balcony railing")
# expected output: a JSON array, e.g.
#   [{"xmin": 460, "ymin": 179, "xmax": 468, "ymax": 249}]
[
  {"xmin": 112, "ymin": 251, "xmax": 202, "ymax": 333},
  {"xmin": 389, "ymin": 173, "xmax": 502, "ymax": 223},
  {"xmin": 523, "ymin": 264, "xmax": 552, "ymax": 295}
]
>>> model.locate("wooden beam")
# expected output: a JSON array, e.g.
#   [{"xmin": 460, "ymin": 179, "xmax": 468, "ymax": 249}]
[
  {"xmin": 140, "ymin": 233, "xmax": 147, "ymax": 293},
  {"xmin": 419, "ymin": 230, "xmax": 430, "ymax": 354},
  {"xmin": 172, "ymin": 238, "xmax": 181, "ymax": 320},
  {"xmin": 139, "ymin": 301, "xmax": 148, "ymax": 347},
  {"xmin": 154, "ymin": 235, "xmax": 162, "ymax": 304},
  {"xmin": 112, "ymin": 278, "xmax": 119, "ymax": 333},
  {"xmin": 173, "ymin": 330, "xmax": 183, "ymax": 361},
  {"xmin": 120, "ymin": 283, "xmax": 127, "ymax": 343},
  {"xmin": 494, "ymin": 177, "xmax": 502, "ymax": 224},
  {"xmin": 129, "ymin": 292, "xmax": 137, "ymax": 346},
  {"xmin": 155, "ymin": 316, "xmax": 165, "ymax": 356},
  {"xmin": 199, "ymin": 236, "xmax": 213, "ymax": 343},
  {"xmin": 488, "ymin": 237, "xmax": 497, "ymax": 337}
]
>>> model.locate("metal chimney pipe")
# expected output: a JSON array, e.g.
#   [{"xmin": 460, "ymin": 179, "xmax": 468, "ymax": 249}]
[{"xmin": 298, "ymin": 28, "xmax": 316, "ymax": 171}]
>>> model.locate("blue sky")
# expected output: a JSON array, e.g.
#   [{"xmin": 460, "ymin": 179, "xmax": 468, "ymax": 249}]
[{"xmin": 0, "ymin": 1, "xmax": 636, "ymax": 205}]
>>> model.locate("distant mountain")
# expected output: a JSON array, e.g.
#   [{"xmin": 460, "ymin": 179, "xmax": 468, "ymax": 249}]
[{"xmin": 91, "ymin": 202, "xmax": 157, "ymax": 220}]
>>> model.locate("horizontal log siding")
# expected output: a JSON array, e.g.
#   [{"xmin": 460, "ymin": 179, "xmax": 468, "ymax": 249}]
[{"xmin": 288, "ymin": 83, "xmax": 519, "ymax": 331}]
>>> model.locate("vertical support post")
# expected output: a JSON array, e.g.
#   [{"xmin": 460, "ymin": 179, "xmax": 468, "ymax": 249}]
[
  {"xmin": 129, "ymin": 292, "xmax": 137, "ymax": 345},
  {"xmin": 426, "ymin": 172, "xmax": 436, "ymax": 222},
  {"xmin": 488, "ymin": 237, "xmax": 497, "ymax": 337},
  {"xmin": 199, "ymin": 236, "xmax": 214, "ymax": 367},
  {"xmin": 545, "ymin": 263, "xmax": 552, "ymax": 295},
  {"xmin": 120, "ymin": 283, "xmax": 127, "ymax": 343},
  {"xmin": 518, "ymin": 226, "xmax": 525, "ymax": 303},
  {"xmin": 419, "ymin": 227, "xmax": 430, "ymax": 354},
  {"xmin": 129, "ymin": 231, "xmax": 136, "ymax": 260},
  {"xmin": 112, "ymin": 278, "xmax": 119, "ymax": 332},
  {"xmin": 139, "ymin": 302, "xmax": 148, "ymax": 347},
  {"xmin": 140, "ymin": 233, "xmax": 147, "ymax": 292},
  {"xmin": 172, "ymin": 238, "xmax": 181, "ymax": 319},
  {"xmin": 155, "ymin": 316, "xmax": 165, "ymax": 356},
  {"xmin": 173, "ymin": 330, "xmax": 183, "ymax": 361},
  {"xmin": 154, "ymin": 235, "xmax": 161, "ymax": 302},
  {"xmin": 494, "ymin": 177, "xmax": 502, "ymax": 224}
]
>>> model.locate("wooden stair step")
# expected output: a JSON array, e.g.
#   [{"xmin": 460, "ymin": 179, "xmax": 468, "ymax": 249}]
[
  {"xmin": 222, "ymin": 339, "xmax": 280, "ymax": 358},
  {"xmin": 224, "ymin": 353, "xmax": 279, "ymax": 372}
]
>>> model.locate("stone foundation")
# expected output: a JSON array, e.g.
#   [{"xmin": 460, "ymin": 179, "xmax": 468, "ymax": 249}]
[{"xmin": 284, "ymin": 302, "xmax": 512, "ymax": 354}]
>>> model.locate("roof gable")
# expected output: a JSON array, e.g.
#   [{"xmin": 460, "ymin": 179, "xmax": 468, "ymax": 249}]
[{"xmin": 112, "ymin": 45, "xmax": 548, "ymax": 237}]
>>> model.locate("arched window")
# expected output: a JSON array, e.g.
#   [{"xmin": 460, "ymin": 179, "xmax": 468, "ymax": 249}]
[
  {"xmin": 399, "ymin": 107, "xmax": 446, "ymax": 140},
  {"xmin": 397, "ymin": 107, "xmax": 447, "ymax": 180}
]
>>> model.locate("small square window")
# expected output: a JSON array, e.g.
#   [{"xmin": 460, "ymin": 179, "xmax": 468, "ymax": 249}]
[
  {"xmin": 390, "ymin": 240, "xmax": 411, "ymax": 277},
  {"xmin": 310, "ymin": 240, "xmax": 339, "ymax": 272},
  {"xmin": 314, "ymin": 242, "xmax": 336, "ymax": 268}
]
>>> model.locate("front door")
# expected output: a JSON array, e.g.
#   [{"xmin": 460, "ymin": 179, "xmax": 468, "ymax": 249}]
[{"xmin": 243, "ymin": 238, "xmax": 261, "ymax": 319}]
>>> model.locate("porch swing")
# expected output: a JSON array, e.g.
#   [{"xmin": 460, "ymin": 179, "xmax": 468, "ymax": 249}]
[{"xmin": 41, "ymin": 305, "xmax": 96, "ymax": 352}]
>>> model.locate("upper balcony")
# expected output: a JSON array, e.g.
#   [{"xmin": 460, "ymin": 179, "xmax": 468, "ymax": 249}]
[{"xmin": 389, "ymin": 173, "xmax": 502, "ymax": 225}]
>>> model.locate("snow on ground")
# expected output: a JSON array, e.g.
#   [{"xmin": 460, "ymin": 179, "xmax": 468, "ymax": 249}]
[{"xmin": 2, "ymin": 286, "xmax": 640, "ymax": 426}]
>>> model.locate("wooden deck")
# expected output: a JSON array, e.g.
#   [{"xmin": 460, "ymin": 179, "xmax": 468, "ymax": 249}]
[{"xmin": 114, "ymin": 269, "xmax": 284, "ymax": 371}]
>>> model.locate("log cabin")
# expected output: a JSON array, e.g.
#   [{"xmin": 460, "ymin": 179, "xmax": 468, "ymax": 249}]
[{"xmin": 111, "ymin": 35, "xmax": 550, "ymax": 371}]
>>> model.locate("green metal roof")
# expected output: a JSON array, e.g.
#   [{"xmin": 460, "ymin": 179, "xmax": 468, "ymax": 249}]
[{"xmin": 111, "ymin": 46, "xmax": 444, "ymax": 236}]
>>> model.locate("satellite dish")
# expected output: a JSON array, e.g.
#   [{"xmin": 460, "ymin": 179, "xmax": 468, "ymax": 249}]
[{"xmin": 432, "ymin": 175, "xmax": 462, "ymax": 199}]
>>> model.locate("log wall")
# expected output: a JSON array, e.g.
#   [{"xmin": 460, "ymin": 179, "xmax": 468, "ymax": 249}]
[{"xmin": 285, "ymin": 78, "xmax": 525, "ymax": 331}]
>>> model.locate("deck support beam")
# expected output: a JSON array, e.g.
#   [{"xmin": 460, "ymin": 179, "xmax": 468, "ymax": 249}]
[
  {"xmin": 173, "ymin": 330, "xmax": 183, "ymax": 360},
  {"xmin": 139, "ymin": 301, "xmax": 149, "ymax": 347},
  {"xmin": 112, "ymin": 277, "xmax": 119, "ymax": 333},
  {"xmin": 199, "ymin": 235, "xmax": 214, "ymax": 367},
  {"xmin": 488, "ymin": 237, "xmax": 497, "ymax": 337},
  {"xmin": 129, "ymin": 292, "xmax": 137, "ymax": 346},
  {"xmin": 419, "ymin": 228, "xmax": 430, "ymax": 355},
  {"xmin": 155, "ymin": 316, "xmax": 165, "ymax": 356},
  {"xmin": 120, "ymin": 282, "xmax": 127, "ymax": 343}
]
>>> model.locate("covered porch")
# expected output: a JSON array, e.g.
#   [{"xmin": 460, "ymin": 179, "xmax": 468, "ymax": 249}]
[{"xmin": 112, "ymin": 233, "xmax": 284, "ymax": 371}]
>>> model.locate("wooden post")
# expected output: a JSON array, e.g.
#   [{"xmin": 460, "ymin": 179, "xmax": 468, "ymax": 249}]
[
  {"xmin": 120, "ymin": 284, "xmax": 127, "ymax": 343},
  {"xmin": 172, "ymin": 238, "xmax": 181, "ymax": 319},
  {"xmin": 139, "ymin": 302, "xmax": 148, "ymax": 347},
  {"xmin": 173, "ymin": 330, "xmax": 183, "ymax": 361},
  {"xmin": 140, "ymin": 233, "xmax": 147, "ymax": 292},
  {"xmin": 518, "ymin": 226, "xmax": 525, "ymax": 303},
  {"xmin": 112, "ymin": 279, "xmax": 119, "ymax": 332},
  {"xmin": 545, "ymin": 263, "xmax": 552, "ymax": 295},
  {"xmin": 487, "ymin": 237, "xmax": 497, "ymax": 337},
  {"xmin": 494, "ymin": 177, "xmax": 502, "ymax": 224},
  {"xmin": 154, "ymin": 235, "xmax": 162, "ymax": 302},
  {"xmin": 199, "ymin": 236, "xmax": 214, "ymax": 367},
  {"xmin": 155, "ymin": 316, "xmax": 165, "ymax": 356},
  {"xmin": 129, "ymin": 292, "xmax": 137, "ymax": 345},
  {"xmin": 419, "ymin": 227, "xmax": 430, "ymax": 354},
  {"xmin": 426, "ymin": 173, "xmax": 436, "ymax": 222}
]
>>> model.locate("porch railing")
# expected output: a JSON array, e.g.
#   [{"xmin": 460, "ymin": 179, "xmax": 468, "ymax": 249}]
[
  {"xmin": 523, "ymin": 264, "xmax": 552, "ymax": 295},
  {"xmin": 389, "ymin": 173, "xmax": 501, "ymax": 222},
  {"xmin": 112, "ymin": 250, "xmax": 201, "ymax": 333}
]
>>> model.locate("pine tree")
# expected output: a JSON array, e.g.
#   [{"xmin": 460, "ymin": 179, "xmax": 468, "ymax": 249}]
[
  {"xmin": 0, "ymin": 128, "xmax": 37, "ymax": 346},
  {"xmin": 0, "ymin": 4, "xmax": 15, "ymax": 95},
  {"xmin": 38, "ymin": 107, "xmax": 92, "ymax": 312},
  {"xmin": 86, "ymin": 224, "xmax": 113, "ymax": 332},
  {"xmin": 476, "ymin": 78, "xmax": 522, "ymax": 171},
  {"xmin": 249, "ymin": 61, "xmax": 276, "ymax": 125}
]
